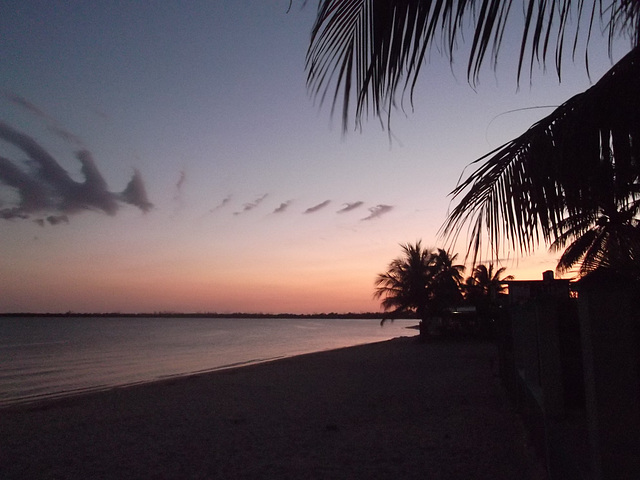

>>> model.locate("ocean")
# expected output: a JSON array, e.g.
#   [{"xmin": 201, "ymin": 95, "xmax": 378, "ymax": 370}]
[{"xmin": 0, "ymin": 316, "xmax": 417, "ymax": 406}]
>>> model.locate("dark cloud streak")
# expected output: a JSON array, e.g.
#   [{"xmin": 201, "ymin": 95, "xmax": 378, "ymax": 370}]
[
  {"xmin": 234, "ymin": 193, "xmax": 268, "ymax": 215},
  {"xmin": 172, "ymin": 170, "xmax": 187, "ymax": 212},
  {"xmin": 361, "ymin": 204, "xmax": 394, "ymax": 221},
  {"xmin": 273, "ymin": 200, "xmax": 292, "ymax": 213},
  {"xmin": 4, "ymin": 92, "xmax": 51, "ymax": 120},
  {"xmin": 46, "ymin": 214, "xmax": 69, "ymax": 225},
  {"xmin": 210, "ymin": 194, "xmax": 232, "ymax": 212},
  {"xmin": 120, "ymin": 169, "xmax": 153, "ymax": 212},
  {"xmin": 176, "ymin": 170, "xmax": 186, "ymax": 192},
  {"xmin": 304, "ymin": 200, "xmax": 331, "ymax": 214},
  {"xmin": 337, "ymin": 201, "xmax": 364, "ymax": 213},
  {"xmin": 5, "ymin": 92, "xmax": 83, "ymax": 146},
  {"xmin": 0, "ymin": 121, "xmax": 153, "ymax": 223}
]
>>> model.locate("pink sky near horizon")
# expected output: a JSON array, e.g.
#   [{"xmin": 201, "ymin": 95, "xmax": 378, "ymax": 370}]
[{"xmin": 0, "ymin": 1, "xmax": 630, "ymax": 314}]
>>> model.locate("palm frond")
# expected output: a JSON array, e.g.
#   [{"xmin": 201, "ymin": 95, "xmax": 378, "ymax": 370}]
[
  {"xmin": 307, "ymin": 0, "xmax": 640, "ymax": 131},
  {"xmin": 556, "ymin": 228, "xmax": 600, "ymax": 274},
  {"xmin": 441, "ymin": 44, "xmax": 640, "ymax": 264},
  {"xmin": 555, "ymin": 214, "xmax": 640, "ymax": 276}
]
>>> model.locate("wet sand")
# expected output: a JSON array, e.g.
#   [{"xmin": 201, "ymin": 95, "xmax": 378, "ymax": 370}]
[{"xmin": 0, "ymin": 336, "xmax": 546, "ymax": 479}]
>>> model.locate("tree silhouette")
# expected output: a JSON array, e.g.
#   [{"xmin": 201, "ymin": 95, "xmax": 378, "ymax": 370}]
[
  {"xmin": 428, "ymin": 248, "xmax": 466, "ymax": 314},
  {"xmin": 374, "ymin": 242, "xmax": 465, "ymax": 326},
  {"xmin": 462, "ymin": 263, "xmax": 513, "ymax": 337},
  {"xmin": 465, "ymin": 263, "xmax": 513, "ymax": 302},
  {"xmin": 306, "ymin": 0, "xmax": 639, "ymax": 132},
  {"xmin": 306, "ymin": 1, "xmax": 640, "ymax": 273},
  {"xmin": 374, "ymin": 241, "xmax": 433, "ymax": 322},
  {"xmin": 443, "ymin": 48, "xmax": 640, "ymax": 268},
  {"xmin": 551, "ymin": 204, "xmax": 640, "ymax": 278}
]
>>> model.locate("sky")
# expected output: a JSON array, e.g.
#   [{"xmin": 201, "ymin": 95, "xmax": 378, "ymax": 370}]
[{"xmin": 0, "ymin": 1, "xmax": 632, "ymax": 314}]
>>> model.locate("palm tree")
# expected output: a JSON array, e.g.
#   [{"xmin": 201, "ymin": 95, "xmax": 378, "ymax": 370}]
[
  {"xmin": 306, "ymin": 1, "xmax": 640, "ymax": 272},
  {"xmin": 428, "ymin": 248, "xmax": 466, "ymax": 314},
  {"xmin": 374, "ymin": 242, "xmax": 465, "ymax": 334},
  {"xmin": 465, "ymin": 263, "xmax": 513, "ymax": 302},
  {"xmin": 374, "ymin": 241, "xmax": 432, "ymax": 322},
  {"xmin": 463, "ymin": 263, "xmax": 513, "ymax": 336}
]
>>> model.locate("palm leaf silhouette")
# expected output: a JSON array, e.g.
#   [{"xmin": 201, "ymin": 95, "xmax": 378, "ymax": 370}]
[
  {"xmin": 442, "ymin": 45, "xmax": 640, "ymax": 264},
  {"xmin": 307, "ymin": 0, "xmax": 640, "ymax": 131},
  {"xmin": 306, "ymin": 1, "xmax": 640, "ymax": 274}
]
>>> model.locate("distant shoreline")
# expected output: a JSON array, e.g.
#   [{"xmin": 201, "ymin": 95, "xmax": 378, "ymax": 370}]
[{"xmin": 0, "ymin": 312, "xmax": 414, "ymax": 320}]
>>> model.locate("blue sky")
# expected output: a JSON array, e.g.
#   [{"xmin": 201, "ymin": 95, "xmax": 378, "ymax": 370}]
[{"xmin": 0, "ymin": 1, "xmax": 631, "ymax": 313}]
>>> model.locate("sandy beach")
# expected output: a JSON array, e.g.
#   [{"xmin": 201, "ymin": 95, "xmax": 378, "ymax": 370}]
[{"xmin": 1, "ymin": 336, "xmax": 546, "ymax": 479}]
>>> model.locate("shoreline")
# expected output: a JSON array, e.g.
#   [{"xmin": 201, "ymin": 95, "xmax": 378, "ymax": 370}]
[
  {"xmin": 0, "ymin": 312, "xmax": 410, "ymax": 319},
  {"xmin": 0, "ymin": 352, "xmax": 290, "ymax": 409},
  {"xmin": 0, "ymin": 335, "xmax": 417, "ymax": 409},
  {"xmin": 0, "ymin": 338, "xmax": 405, "ymax": 409},
  {"xmin": 1, "ymin": 336, "xmax": 546, "ymax": 479},
  {"xmin": 0, "ymin": 318, "xmax": 420, "ymax": 408}
]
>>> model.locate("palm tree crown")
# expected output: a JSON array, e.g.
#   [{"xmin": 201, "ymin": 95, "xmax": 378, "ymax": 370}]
[
  {"xmin": 551, "ymin": 204, "xmax": 640, "ymax": 278},
  {"xmin": 374, "ymin": 242, "xmax": 465, "ymax": 321},
  {"xmin": 374, "ymin": 241, "xmax": 433, "ymax": 319},
  {"xmin": 465, "ymin": 263, "xmax": 514, "ymax": 301}
]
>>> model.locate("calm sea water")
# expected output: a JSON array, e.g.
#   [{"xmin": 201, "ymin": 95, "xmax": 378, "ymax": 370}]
[{"xmin": 0, "ymin": 316, "xmax": 417, "ymax": 406}]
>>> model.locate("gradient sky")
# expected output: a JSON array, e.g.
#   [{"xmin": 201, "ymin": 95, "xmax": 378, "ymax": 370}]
[{"xmin": 0, "ymin": 1, "xmax": 631, "ymax": 313}]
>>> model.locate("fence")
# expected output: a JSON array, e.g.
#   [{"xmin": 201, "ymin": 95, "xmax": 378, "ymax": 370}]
[{"xmin": 499, "ymin": 271, "xmax": 639, "ymax": 480}]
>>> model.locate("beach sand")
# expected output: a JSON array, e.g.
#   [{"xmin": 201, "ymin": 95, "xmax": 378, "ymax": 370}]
[{"xmin": 0, "ymin": 336, "xmax": 547, "ymax": 479}]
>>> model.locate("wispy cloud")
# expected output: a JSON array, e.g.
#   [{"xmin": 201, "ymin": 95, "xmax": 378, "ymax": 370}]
[
  {"xmin": 273, "ymin": 200, "xmax": 292, "ymax": 213},
  {"xmin": 210, "ymin": 195, "xmax": 232, "ymax": 212},
  {"xmin": 361, "ymin": 204, "xmax": 394, "ymax": 221},
  {"xmin": 175, "ymin": 170, "xmax": 186, "ymax": 194},
  {"xmin": 234, "ymin": 193, "xmax": 268, "ymax": 215},
  {"xmin": 4, "ymin": 92, "xmax": 52, "ymax": 120},
  {"xmin": 47, "ymin": 124, "xmax": 84, "ymax": 146},
  {"xmin": 304, "ymin": 200, "xmax": 331, "ymax": 214},
  {"xmin": 4, "ymin": 92, "xmax": 84, "ymax": 146},
  {"xmin": 337, "ymin": 201, "xmax": 364, "ymax": 213},
  {"xmin": 0, "ymin": 121, "xmax": 152, "ymax": 223},
  {"xmin": 120, "ymin": 169, "xmax": 153, "ymax": 212},
  {"xmin": 171, "ymin": 169, "xmax": 187, "ymax": 215},
  {"xmin": 44, "ymin": 214, "xmax": 69, "ymax": 226}
]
